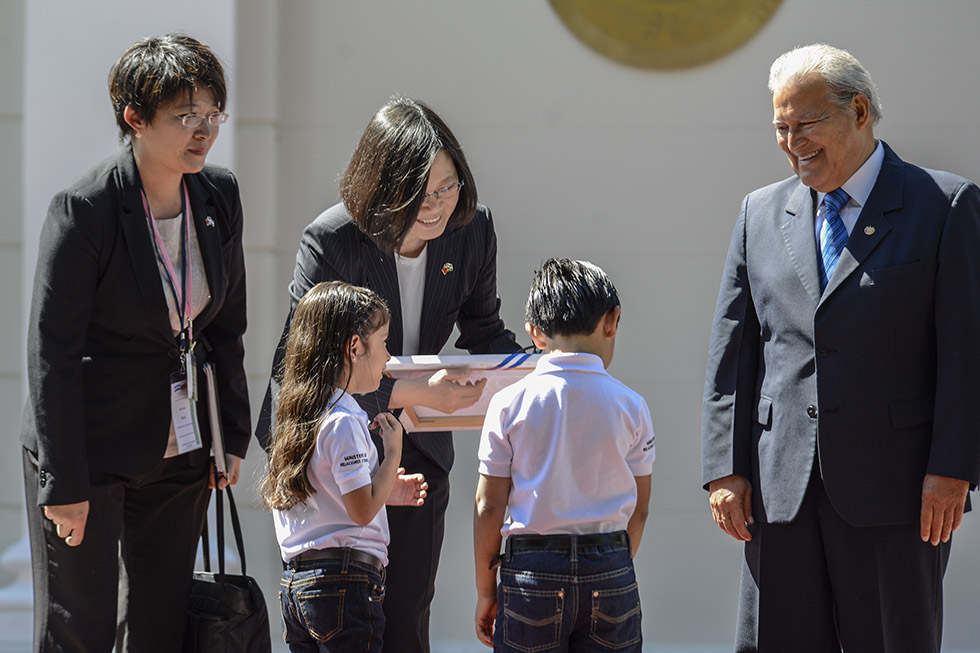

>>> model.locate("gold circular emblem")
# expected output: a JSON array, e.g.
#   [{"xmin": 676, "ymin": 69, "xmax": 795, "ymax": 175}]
[{"xmin": 549, "ymin": 0, "xmax": 784, "ymax": 70}]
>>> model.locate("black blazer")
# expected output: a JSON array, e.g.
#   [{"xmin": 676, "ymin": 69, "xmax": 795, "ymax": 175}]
[
  {"xmin": 21, "ymin": 147, "xmax": 251, "ymax": 506},
  {"xmin": 256, "ymin": 202, "xmax": 519, "ymax": 472},
  {"xmin": 703, "ymin": 142, "xmax": 980, "ymax": 527}
]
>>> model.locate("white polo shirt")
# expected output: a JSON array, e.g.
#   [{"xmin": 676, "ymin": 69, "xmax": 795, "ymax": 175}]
[
  {"xmin": 274, "ymin": 390, "xmax": 389, "ymax": 565},
  {"xmin": 478, "ymin": 352, "xmax": 655, "ymax": 536}
]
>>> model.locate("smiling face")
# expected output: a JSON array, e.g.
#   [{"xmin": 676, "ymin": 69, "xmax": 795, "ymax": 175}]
[
  {"xmin": 396, "ymin": 150, "xmax": 460, "ymax": 258},
  {"xmin": 127, "ymin": 87, "xmax": 221, "ymax": 181},
  {"xmin": 772, "ymin": 76, "xmax": 875, "ymax": 193},
  {"xmin": 348, "ymin": 319, "xmax": 391, "ymax": 395}
]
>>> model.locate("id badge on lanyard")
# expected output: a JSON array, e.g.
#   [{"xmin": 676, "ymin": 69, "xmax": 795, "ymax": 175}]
[{"xmin": 145, "ymin": 182, "xmax": 204, "ymax": 454}]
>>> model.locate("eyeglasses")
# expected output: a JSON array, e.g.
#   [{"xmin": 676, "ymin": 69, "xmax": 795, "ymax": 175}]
[
  {"xmin": 168, "ymin": 111, "xmax": 229, "ymax": 129},
  {"xmin": 422, "ymin": 179, "xmax": 464, "ymax": 202}
]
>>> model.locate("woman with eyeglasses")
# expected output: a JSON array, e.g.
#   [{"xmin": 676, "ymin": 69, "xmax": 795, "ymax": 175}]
[
  {"xmin": 21, "ymin": 34, "xmax": 252, "ymax": 652},
  {"xmin": 256, "ymin": 96, "xmax": 520, "ymax": 653}
]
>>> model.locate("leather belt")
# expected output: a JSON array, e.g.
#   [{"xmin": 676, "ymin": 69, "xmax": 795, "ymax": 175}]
[
  {"xmin": 508, "ymin": 530, "xmax": 629, "ymax": 552},
  {"xmin": 288, "ymin": 547, "xmax": 383, "ymax": 574}
]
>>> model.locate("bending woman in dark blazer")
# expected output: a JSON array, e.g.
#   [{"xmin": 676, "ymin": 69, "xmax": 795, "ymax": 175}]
[
  {"xmin": 21, "ymin": 34, "xmax": 251, "ymax": 652},
  {"xmin": 257, "ymin": 97, "xmax": 519, "ymax": 653}
]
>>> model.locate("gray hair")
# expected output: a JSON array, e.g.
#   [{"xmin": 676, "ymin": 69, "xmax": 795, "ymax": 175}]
[{"xmin": 768, "ymin": 44, "xmax": 883, "ymax": 124}]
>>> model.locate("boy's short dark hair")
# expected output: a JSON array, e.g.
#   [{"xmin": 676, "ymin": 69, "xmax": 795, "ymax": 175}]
[
  {"xmin": 108, "ymin": 33, "xmax": 227, "ymax": 142},
  {"xmin": 525, "ymin": 258, "xmax": 620, "ymax": 337}
]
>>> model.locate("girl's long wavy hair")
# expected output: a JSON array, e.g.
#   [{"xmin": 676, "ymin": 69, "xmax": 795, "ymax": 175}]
[{"xmin": 261, "ymin": 281, "xmax": 389, "ymax": 511}]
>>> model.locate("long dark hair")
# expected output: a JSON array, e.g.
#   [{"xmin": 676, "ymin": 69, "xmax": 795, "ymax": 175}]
[
  {"xmin": 262, "ymin": 281, "xmax": 389, "ymax": 511},
  {"xmin": 340, "ymin": 97, "xmax": 478, "ymax": 253}
]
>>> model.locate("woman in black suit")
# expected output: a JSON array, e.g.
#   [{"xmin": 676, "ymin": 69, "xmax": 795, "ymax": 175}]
[
  {"xmin": 20, "ymin": 34, "xmax": 251, "ymax": 652},
  {"xmin": 257, "ymin": 97, "xmax": 520, "ymax": 653}
]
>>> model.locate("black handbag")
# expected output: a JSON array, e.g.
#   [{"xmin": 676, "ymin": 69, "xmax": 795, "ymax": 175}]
[{"xmin": 185, "ymin": 486, "xmax": 272, "ymax": 652}]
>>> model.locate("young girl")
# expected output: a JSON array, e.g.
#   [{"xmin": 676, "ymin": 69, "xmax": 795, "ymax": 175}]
[{"xmin": 263, "ymin": 281, "xmax": 427, "ymax": 652}]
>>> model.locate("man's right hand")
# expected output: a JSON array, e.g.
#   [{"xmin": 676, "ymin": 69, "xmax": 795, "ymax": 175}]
[
  {"xmin": 43, "ymin": 501, "xmax": 90, "ymax": 547},
  {"xmin": 708, "ymin": 474, "xmax": 754, "ymax": 541}
]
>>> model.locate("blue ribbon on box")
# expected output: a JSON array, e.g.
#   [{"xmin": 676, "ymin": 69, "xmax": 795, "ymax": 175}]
[{"xmin": 491, "ymin": 351, "xmax": 533, "ymax": 370}]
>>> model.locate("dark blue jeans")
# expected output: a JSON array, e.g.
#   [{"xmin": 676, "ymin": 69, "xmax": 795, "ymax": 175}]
[
  {"xmin": 279, "ymin": 555, "xmax": 386, "ymax": 652},
  {"xmin": 494, "ymin": 534, "xmax": 642, "ymax": 652}
]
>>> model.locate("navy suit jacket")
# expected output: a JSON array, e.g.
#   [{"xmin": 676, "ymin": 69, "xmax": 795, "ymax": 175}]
[
  {"xmin": 21, "ymin": 147, "xmax": 251, "ymax": 506},
  {"xmin": 703, "ymin": 142, "xmax": 980, "ymax": 526},
  {"xmin": 256, "ymin": 202, "xmax": 519, "ymax": 472}
]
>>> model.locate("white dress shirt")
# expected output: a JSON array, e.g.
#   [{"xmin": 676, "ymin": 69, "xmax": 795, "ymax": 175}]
[{"xmin": 814, "ymin": 139, "xmax": 885, "ymax": 240}]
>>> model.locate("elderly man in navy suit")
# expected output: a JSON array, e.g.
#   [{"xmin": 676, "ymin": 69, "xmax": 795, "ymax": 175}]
[{"xmin": 703, "ymin": 44, "xmax": 980, "ymax": 652}]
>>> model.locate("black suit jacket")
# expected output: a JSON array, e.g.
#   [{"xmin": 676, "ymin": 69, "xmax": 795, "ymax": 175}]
[
  {"xmin": 256, "ymin": 202, "xmax": 519, "ymax": 471},
  {"xmin": 21, "ymin": 147, "xmax": 251, "ymax": 506},
  {"xmin": 703, "ymin": 142, "xmax": 980, "ymax": 526}
]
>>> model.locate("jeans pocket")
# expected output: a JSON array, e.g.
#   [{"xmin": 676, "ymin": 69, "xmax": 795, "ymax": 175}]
[
  {"xmin": 589, "ymin": 582, "xmax": 641, "ymax": 649},
  {"xmin": 501, "ymin": 585, "xmax": 564, "ymax": 652},
  {"xmin": 297, "ymin": 586, "xmax": 345, "ymax": 642}
]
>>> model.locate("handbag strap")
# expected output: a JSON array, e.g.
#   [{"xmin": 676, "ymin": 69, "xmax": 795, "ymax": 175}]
[{"xmin": 199, "ymin": 485, "xmax": 248, "ymax": 576}]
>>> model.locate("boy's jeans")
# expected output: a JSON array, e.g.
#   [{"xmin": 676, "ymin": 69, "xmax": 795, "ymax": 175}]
[
  {"xmin": 279, "ymin": 554, "xmax": 386, "ymax": 652},
  {"xmin": 494, "ymin": 531, "xmax": 642, "ymax": 652}
]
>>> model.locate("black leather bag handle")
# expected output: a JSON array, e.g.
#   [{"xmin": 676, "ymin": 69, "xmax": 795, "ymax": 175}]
[{"xmin": 200, "ymin": 486, "xmax": 248, "ymax": 576}]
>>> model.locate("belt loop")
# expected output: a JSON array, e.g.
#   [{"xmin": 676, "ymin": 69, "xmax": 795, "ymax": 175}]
[
  {"xmin": 624, "ymin": 530, "xmax": 632, "ymax": 555},
  {"xmin": 569, "ymin": 534, "xmax": 578, "ymax": 563},
  {"xmin": 341, "ymin": 547, "xmax": 350, "ymax": 574},
  {"xmin": 504, "ymin": 536, "xmax": 513, "ymax": 563}
]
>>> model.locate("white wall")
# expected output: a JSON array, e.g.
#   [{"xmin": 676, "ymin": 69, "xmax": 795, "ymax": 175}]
[{"xmin": 4, "ymin": 1, "xmax": 980, "ymax": 651}]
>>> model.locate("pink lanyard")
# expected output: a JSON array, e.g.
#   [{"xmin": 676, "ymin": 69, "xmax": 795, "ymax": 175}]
[{"xmin": 142, "ymin": 180, "xmax": 195, "ymax": 346}]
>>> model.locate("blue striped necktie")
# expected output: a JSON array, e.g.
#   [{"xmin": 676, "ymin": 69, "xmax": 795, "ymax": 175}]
[{"xmin": 818, "ymin": 188, "xmax": 850, "ymax": 290}]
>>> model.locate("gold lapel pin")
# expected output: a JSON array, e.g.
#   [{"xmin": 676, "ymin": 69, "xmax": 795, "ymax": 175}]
[{"xmin": 864, "ymin": 226, "xmax": 875, "ymax": 236}]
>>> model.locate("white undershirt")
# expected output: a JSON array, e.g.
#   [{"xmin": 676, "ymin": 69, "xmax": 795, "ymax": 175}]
[{"xmin": 395, "ymin": 247, "xmax": 427, "ymax": 355}]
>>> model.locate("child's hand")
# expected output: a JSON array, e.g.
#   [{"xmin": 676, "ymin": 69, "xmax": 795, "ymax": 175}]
[
  {"xmin": 386, "ymin": 468, "xmax": 428, "ymax": 507},
  {"xmin": 371, "ymin": 411, "xmax": 403, "ymax": 455},
  {"xmin": 475, "ymin": 593, "xmax": 498, "ymax": 647}
]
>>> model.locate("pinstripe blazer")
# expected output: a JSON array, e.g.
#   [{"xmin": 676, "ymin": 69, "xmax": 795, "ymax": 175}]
[{"xmin": 256, "ymin": 202, "xmax": 519, "ymax": 471}]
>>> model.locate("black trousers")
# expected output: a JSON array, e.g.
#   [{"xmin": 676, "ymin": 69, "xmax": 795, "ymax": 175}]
[
  {"xmin": 737, "ymin": 469, "xmax": 951, "ymax": 653},
  {"xmin": 379, "ymin": 438, "xmax": 451, "ymax": 653},
  {"xmin": 23, "ymin": 447, "xmax": 210, "ymax": 653}
]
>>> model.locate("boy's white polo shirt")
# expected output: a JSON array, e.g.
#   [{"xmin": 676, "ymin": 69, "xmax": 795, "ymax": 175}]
[{"xmin": 479, "ymin": 351, "xmax": 655, "ymax": 536}]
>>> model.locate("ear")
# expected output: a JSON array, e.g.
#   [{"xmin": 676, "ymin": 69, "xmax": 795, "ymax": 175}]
[
  {"xmin": 123, "ymin": 105, "xmax": 146, "ymax": 136},
  {"xmin": 348, "ymin": 334, "xmax": 365, "ymax": 361},
  {"xmin": 602, "ymin": 307, "xmax": 621, "ymax": 338},
  {"xmin": 525, "ymin": 322, "xmax": 549, "ymax": 351},
  {"xmin": 851, "ymin": 94, "xmax": 872, "ymax": 130}
]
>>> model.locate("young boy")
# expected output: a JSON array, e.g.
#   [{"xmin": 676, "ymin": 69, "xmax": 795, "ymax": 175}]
[{"xmin": 474, "ymin": 257, "xmax": 655, "ymax": 652}]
